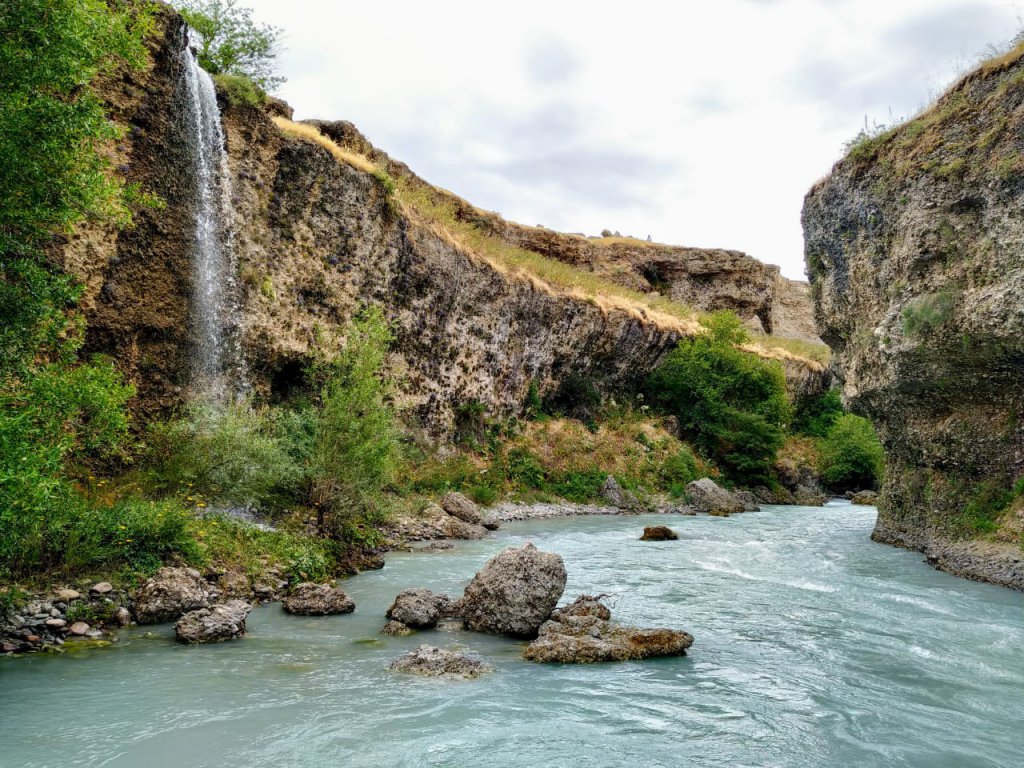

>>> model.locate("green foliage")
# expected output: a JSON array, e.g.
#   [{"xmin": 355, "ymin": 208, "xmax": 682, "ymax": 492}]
[
  {"xmin": 659, "ymin": 447, "xmax": 700, "ymax": 496},
  {"xmin": 0, "ymin": 0, "xmax": 153, "ymax": 253},
  {"xmin": 646, "ymin": 311, "xmax": 790, "ymax": 484},
  {"xmin": 145, "ymin": 401, "xmax": 304, "ymax": 509},
  {"xmin": 212, "ymin": 72, "xmax": 266, "ymax": 107},
  {"xmin": 309, "ymin": 307, "xmax": 402, "ymax": 533},
  {"xmin": 956, "ymin": 480, "xmax": 1016, "ymax": 535},
  {"xmin": 524, "ymin": 380, "xmax": 543, "ymax": 419},
  {"xmin": 177, "ymin": 0, "xmax": 284, "ymax": 90},
  {"xmin": 901, "ymin": 289, "xmax": 957, "ymax": 338},
  {"xmin": 817, "ymin": 414, "xmax": 885, "ymax": 492},
  {"xmin": 793, "ymin": 388, "xmax": 843, "ymax": 438}
]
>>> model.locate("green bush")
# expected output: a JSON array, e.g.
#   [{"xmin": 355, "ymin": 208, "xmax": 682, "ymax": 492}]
[
  {"xmin": 309, "ymin": 307, "xmax": 402, "ymax": 534},
  {"xmin": 646, "ymin": 311, "xmax": 790, "ymax": 485},
  {"xmin": 901, "ymin": 290, "xmax": 957, "ymax": 338},
  {"xmin": 659, "ymin": 447, "xmax": 700, "ymax": 495},
  {"xmin": 817, "ymin": 414, "xmax": 885, "ymax": 491},
  {"xmin": 467, "ymin": 484, "xmax": 498, "ymax": 506},
  {"xmin": 793, "ymin": 388, "xmax": 843, "ymax": 438},
  {"xmin": 213, "ymin": 72, "xmax": 266, "ymax": 107},
  {"xmin": 548, "ymin": 468, "xmax": 606, "ymax": 503},
  {"xmin": 146, "ymin": 401, "xmax": 303, "ymax": 509}
]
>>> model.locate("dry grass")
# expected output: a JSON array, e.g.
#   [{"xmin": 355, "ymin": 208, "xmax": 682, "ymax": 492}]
[
  {"xmin": 271, "ymin": 116, "xmax": 377, "ymax": 174},
  {"xmin": 745, "ymin": 335, "xmax": 831, "ymax": 369},
  {"xmin": 395, "ymin": 180, "xmax": 703, "ymax": 334},
  {"xmin": 269, "ymin": 115, "xmax": 828, "ymax": 366}
]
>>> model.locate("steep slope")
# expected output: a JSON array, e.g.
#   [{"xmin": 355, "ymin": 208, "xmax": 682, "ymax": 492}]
[
  {"xmin": 803, "ymin": 45, "xmax": 1024, "ymax": 588},
  {"xmin": 57, "ymin": 4, "xmax": 827, "ymax": 436}
]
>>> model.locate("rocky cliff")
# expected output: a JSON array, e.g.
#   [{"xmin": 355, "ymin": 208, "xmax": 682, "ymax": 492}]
[
  {"xmin": 59, "ymin": 5, "xmax": 826, "ymax": 436},
  {"xmin": 803, "ymin": 45, "xmax": 1024, "ymax": 588}
]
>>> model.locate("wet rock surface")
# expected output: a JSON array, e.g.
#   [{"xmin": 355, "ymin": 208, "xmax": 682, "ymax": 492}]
[
  {"xmin": 460, "ymin": 543, "xmax": 567, "ymax": 638},
  {"xmin": 385, "ymin": 588, "xmax": 453, "ymax": 630},
  {"xmin": 389, "ymin": 644, "xmax": 493, "ymax": 679},
  {"xmin": 523, "ymin": 595, "xmax": 694, "ymax": 663},
  {"xmin": 175, "ymin": 600, "xmax": 252, "ymax": 644},
  {"xmin": 640, "ymin": 526, "xmax": 679, "ymax": 541},
  {"xmin": 282, "ymin": 583, "xmax": 355, "ymax": 616}
]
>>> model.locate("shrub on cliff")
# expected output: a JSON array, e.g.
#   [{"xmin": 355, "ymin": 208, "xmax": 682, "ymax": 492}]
[
  {"xmin": 646, "ymin": 311, "xmax": 790, "ymax": 485},
  {"xmin": 817, "ymin": 414, "xmax": 885, "ymax": 492},
  {"xmin": 177, "ymin": 0, "xmax": 284, "ymax": 90}
]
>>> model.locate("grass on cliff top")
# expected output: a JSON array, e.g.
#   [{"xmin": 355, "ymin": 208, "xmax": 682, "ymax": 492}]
[{"xmin": 269, "ymin": 118, "xmax": 828, "ymax": 366}]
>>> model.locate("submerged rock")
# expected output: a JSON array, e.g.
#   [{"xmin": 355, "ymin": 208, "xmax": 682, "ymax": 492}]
[
  {"xmin": 523, "ymin": 595, "xmax": 694, "ymax": 664},
  {"xmin": 282, "ymin": 583, "xmax": 355, "ymax": 616},
  {"xmin": 389, "ymin": 644, "xmax": 492, "ymax": 679},
  {"xmin": 175, "ymin": 600, "xmax": 251, "ymax": 644},
  {"xmin": 686, "ymin": 478, "xmax": 745, "ymax": 516},
  {"xmin": 441, "ymin": 492, "xmax": 482, "ymax": 524},
  {"xmin": 640, "ymin": 526, "xmax": 678, "ymax": 541},
  {"xmin": 133, "ymin": 567, "xmax": 212, "ymax": 625},
  {"xmin": 385, "ymin": 588, "xmax": 452, "ymax": 630},
  {"xmin": 460, "ymin": 543, "xmax": 567, "ymax": 638},
  {"xmin": 381, "ymin": 620, "xmax": 414, "ymax": 637}
]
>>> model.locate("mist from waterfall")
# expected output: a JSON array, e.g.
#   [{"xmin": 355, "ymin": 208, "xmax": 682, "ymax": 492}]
[{"xmin": 179, "ymin": 31, "xmax": 247, "ymax": 402}]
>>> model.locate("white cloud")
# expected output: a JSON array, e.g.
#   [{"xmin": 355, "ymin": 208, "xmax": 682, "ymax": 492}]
[{"xmin": 243, "ymin": 0, "xmax": 1020, "ymax": 279}]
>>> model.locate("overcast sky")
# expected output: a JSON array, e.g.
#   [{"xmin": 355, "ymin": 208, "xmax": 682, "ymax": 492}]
[{"xmin": 243, "ymin": 0, "xmax": 1019, "ymax": 280}]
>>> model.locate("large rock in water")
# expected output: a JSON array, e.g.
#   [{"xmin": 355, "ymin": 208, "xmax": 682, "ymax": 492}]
[
  {"xmin": 523, "ymin": 595, "xmax": 694, "ymax": 663},
  {"xmin": 385, "ymin": 588, "xmax": 452, "ymax": 629},
  {"xmin": 640, "ymin": 526, "xmax": 678, "ymax": 541},
  {"xmin": 802, "ymin": 45, "xmax": 1024, "ymax": 588},
  {"xmin": 686, "ymin": 478, "xmax": 745, "ymax": 516},
  {"xmin": 175, "ymin": 600, "xmax": 251, "ymax": 644},
  {"xmin": 389, "ymin": 645, "xmax": 492, "ymax": 680},
  {"xmin": 282, "ymin": 583, "xmax": 355, "ymax": 616},
  {"xmin": 133, "ymin": 567, "xmax": 212, "ymax": 624},
  {"xmin": 460, "ymin": 543, "xmax": 567, "ymax": 638}
]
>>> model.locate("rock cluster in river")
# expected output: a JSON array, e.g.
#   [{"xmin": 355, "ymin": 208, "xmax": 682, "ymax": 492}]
[
  {"xmin": 389, "ymin": 644, "xmax": 493, "ymax": 679},
  {"xmin": 523, "ymin": 595, "xmax": 694, "ymax": 663},
  {"xmin": 0, "ymin": 583, "xmax": 126, "ymax": 654},
  {"xmin": 175, "ymin": 600, "xmax": 252, "ymax": 644},
  {"xmin": 134, "ymin": 567, "xmax": 213, "ymax": 624},
  {"xmin": 282, "ymin": 583, "xmax": 356, "ymax": 615}
]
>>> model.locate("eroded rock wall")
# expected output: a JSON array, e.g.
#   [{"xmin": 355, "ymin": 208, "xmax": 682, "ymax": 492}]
[{"xmin": 803, "ymin": 48, "xmax": 1024, "ymax": 586}]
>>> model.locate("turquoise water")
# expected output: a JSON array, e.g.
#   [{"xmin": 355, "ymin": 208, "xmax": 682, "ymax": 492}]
[{"xmin": 3, "ymin": 501, "xmax": 1023, "ymax": 768}]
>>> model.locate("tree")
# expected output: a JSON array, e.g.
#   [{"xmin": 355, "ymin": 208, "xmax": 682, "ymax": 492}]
[
  {"xmin": 177, "ymin": 0, "xmax": 285, "ymax": 91},
  {"xmin": 817, "ymin": 414, "xmax": 885, "ymax": 492},
  {"xmin": 646, "ymin": 311, "xmax": 790, "ymax": 485}
]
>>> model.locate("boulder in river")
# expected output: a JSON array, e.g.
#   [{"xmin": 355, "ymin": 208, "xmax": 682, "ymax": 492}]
[
  {"xmin": 389, "ymin": 644, "xmax": 493, "ymax": 679},
  {"xmin": 133, "ymin": 567, "xmax": 213, "ymax": 624},
  {"xmin": 640, "ymin": 526, "xmax": 679, "ymax": 541},
  {"xmin": 686, "ymin": 478, "xmax": 745, "ymax": 516},
  {"xmin": 851, "ymin": 490, "xmax": 880, "ymax": 506},
  {"xmin": 282, "ymin": 583, "xmax": 355, "ymax": 616},
  {"xmin": 523, "ymin": 595, "xmax": 694, "ymax": 663},
  {"xmin": 385, "ymin": 588, "xmax": 452, "ymax": 630},
  {"xmin": 441, "ymin": 492, "xmax": 482, "ymax": 524},
  {"xmin": 175, "ymin": 600, "xmax": 252, "ymax": 644},
  {"xmin": 460, "ymin": 543, "xmax": 567, "ymax": 638}
]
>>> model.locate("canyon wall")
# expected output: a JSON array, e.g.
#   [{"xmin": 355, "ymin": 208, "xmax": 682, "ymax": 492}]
[{"xmin": 803, "ymin": 47, "xmax": 1024, "ymax": 587}]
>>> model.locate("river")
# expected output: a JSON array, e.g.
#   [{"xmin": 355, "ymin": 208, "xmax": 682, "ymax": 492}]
[{"xmin": 2, "ymin": 501, "xmax": 1022, "ymax": 768}]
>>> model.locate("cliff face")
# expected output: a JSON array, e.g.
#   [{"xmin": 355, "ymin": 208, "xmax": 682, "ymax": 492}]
[
  {"xmin": 803, "ymin": 47, "xmax": 1024, "ymax": 588},
  {"xmin": 59, "ymin": 6, "xmax": 826, "ymax": 437}
]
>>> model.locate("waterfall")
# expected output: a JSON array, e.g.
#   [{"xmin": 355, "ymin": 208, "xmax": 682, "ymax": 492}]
[{"xmin": 179, "ymin": 31, "xmax": 247, "ymax": 402}]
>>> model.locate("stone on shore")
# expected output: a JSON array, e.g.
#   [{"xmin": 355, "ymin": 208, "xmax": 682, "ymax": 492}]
[
  {"xmin": 640, "ymin": 526, "xmax": 678, "ymax": 541},
  {"xmin": 601, "ymin": 476, "xmax": 643, "ymax": 512},
  {"xmin": 282, "ymin": 583, "xmax": 355, "ymax": 616},
  {"xmin": 134, "ymin": 567, "xmax": 213, "ymax": 625},
  {"xmin": 175, "ymin": 600, "xmax": 252, "ymax": 644},
  {"xmin": 460, "ymin": 543, "xmax": 566, "ymax": 638},
  {"xmin": 441, "ymin": 492, "xmax": 482, "ymax": 524},
  {"xmin": 55, "ymin": 589, "xmax": 81, "ymax": 602},
  {"xmin": 89, "ymin": 582, "xmax": 114, "ymax": 596},
  {"xmin": 68, "ymin": 622, "xmax": 90, "ymax": 636},
  {"xmin": 686, "ymin": 478, "xmax": 745, "ymax": 516},
  {"xmin": 523, "ymin": 595, "xmax": 694, "ymax": 664},
  {"xmin": 851, "ymin": 490, "xmax": 880, "ymax": 506},
  {"xmin": 389, "ymin": 644, "xmax": 492, "ymax": 679}
]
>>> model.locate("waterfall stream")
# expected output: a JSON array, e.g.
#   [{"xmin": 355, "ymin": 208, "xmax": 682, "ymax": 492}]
[{"xmin": 179, "ymin": 33, "xmax": 247, "ymax": 402}]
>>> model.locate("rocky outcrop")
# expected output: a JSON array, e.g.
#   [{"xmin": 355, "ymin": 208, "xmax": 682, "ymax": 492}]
[
  {"xmin": 385, "ymin": 503, "xmax": 489, "ymax": 543},
  {"xmin": 600, "ymin": 475, "xmax": 644, "ymax": 512},
  {"xmin": 53, "ymin": 7, "xmax": 827, "ymax": 436},
  {"xmin": 851, "ymin": 490, "xmax": 880, "ymax": 506},
  {"xmin": 640, "ymin": 526, "xmax": 678, "ymax": 541},
  {"xmin": 803, "ymin": 46, "xmax": 1024, "ymax": 587},
  {"xmin": 175, "ymin": 600, "xmax": 251, "ymax": 643},
  {"xmin": 133, "ymin": 567, "xmax": 212, "ymax": 625},
  {"xmin": 389, "ymin": 644, "xmax": 493, "ymax": 679},
  {"xmin": 440, "ymin": 492, "xmax": 482, "ymax": 524},
  {"xmin": 686, "ymin": 478, "xmax": 746, "ymax": 516},
  {"xmin": 460, "ymin": 543, "xmax": 567, "ymax": 638},
  {"xmin": 523, "ymin": 595, "xmax": 694, "ymax": 663},
  {"xmin": 281, "ymin": 583, "xmax": 355, "ymax": 616},
  {"xmin": 385, "ymin": 588, "xmax": 453, "ymax": 630}
]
